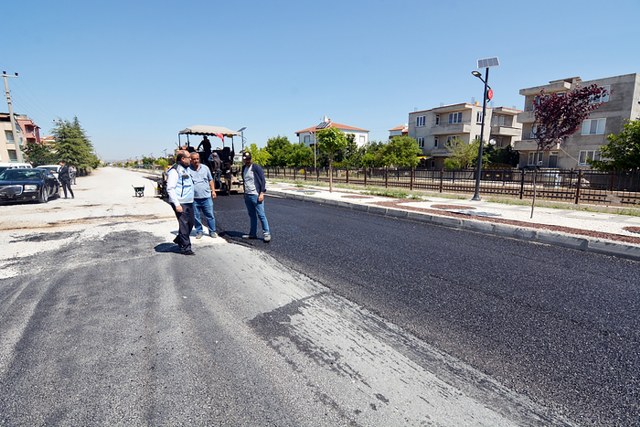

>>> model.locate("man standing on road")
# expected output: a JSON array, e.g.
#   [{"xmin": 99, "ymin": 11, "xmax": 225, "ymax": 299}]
[
  {"xmin": 189, "ymin": 152, "xmax": 217, "ymax": 239},
  {"xmin": 166, "ymin": 150, "xmax": 196, "ymax": 255},
  {"xmin": 58, "ymin": 160, "xmax": 75, "ymax": 199},
  {"xmin": 241, "ymin": 151, "xmax": 271, "ymax": 242}
]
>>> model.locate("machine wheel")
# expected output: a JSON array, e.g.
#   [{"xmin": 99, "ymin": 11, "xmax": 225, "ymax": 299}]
[{"xmin": 38, "ymin": 186, "xmax": 49, "ymax": 203}]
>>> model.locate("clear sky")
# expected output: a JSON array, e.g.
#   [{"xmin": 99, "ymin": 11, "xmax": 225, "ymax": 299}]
[{"xmin": 3, "ymin": 0, "xmax": 639, "ymax": 161}]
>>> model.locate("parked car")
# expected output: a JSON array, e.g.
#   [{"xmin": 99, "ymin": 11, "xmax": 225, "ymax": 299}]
[
  {"xmin": 0, "ymin": 168, "xmax": 60, "ymax": 203},
  {"xmin": 35, "ymin": 164, "xmax": 61, "ymax": 179},
  {"xmin": 0, "ymin": 162, "xmax": 32, "ymax": 175}
]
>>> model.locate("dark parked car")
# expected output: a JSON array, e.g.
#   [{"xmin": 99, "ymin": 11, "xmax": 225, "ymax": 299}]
[{"xmin": 0, "ymin": 168, "xmax": 60, "ymax": 203}]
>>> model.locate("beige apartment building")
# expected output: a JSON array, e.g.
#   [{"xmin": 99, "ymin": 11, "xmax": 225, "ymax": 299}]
[
  {"xmin": 408, "ymin": 103, "xmax": 522, "ymax": 169},
  {"xmin": 0, "ymin": 113, "xmax": 40, "ymax": 163},
  {"xmin": 514, "ymin": 73, "xmax": 640, "ymax": 169}
]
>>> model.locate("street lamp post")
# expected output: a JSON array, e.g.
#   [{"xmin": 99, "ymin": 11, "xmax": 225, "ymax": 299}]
[{"xmin": 470, "ymin": 57, "xmax": 499, "ymax": 201}]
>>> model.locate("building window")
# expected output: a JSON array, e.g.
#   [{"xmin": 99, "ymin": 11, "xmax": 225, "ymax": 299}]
[
  {"xmin": 493, "ymin": 114, "xmax": 508, "ymax": 126},
  {"xmin": 303, "ymin": 135, "xmax": 310, "ymax": 143},
  {"xmin": 416, "ymin": 116, "xmax": 426, "ymax": 127},
  {"xmin": 448, "ymin": 112, "xmax": 462, "ymax": 124},
  {"xmin": 7, "ymin": 149, "xmax": 17, "ymax": 161},
  {"xmin": 578, "ymin": 150, "xmax": 600, "ymax": 166},
  {"xmin": 434, "ymin": 136, "xmax": 439, "ymax": 148},
  {"xmin": 590, "ymin": 85, "xmax": 610, "ymax": 104},
  {"xmin": 435, "ymin": 114, "xmax": 440, "ymax": 126},
  {"xmin": 476, "ymin": 112, "xmax": 483, "ymax": 124},
  {"xmin": 527, "ymin": 152, "xmax": 543, "ymax": 166},
  {"xmin": 4, "ymin": 130, "xmax": 14, "ymax": 144},
  {"xmin": 581, "ymin": 118, "xmax": 606, "ymax": 135},
  {"xmin": 359, "ymin": 135, "xmax": 366, "ymax": 144},
  {"xmin": 417, "ymin": 137, "xmax": 424, "ymax": 148}
]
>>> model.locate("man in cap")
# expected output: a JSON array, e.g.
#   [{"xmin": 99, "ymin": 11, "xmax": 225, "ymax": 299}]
[{"xmin": 241, "ymin": 151, "xmax": 271, "ymax": 242}]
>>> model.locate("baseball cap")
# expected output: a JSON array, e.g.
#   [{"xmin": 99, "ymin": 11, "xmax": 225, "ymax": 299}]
[{"xmin": 242, "ymin": 152, "xmax": 252, "ymax": 160}]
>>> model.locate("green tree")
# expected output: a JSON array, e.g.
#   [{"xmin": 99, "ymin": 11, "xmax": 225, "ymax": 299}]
[
  {"xmin": 317, "ymin": 127, "xmax": 347, "ymax": 192},
  {"xmin": 444, "ymin": 138, "xmax": 485, "ymax": 170},
  {"xmin": 338, "ymin": 134, "xmax": 362, "ymax": 168},
  {"xmin": 591, "ymin": 120, "xmax": 640, "ymax": 171},
  {"xmin": 154, "ymin": 158, "xmax": 169, "ymax": 170},
  {"xmin": 381, "ymin": 136, "xmax": 421, "ymax": 168},
  {"xmin": 247, "ymin": 143, "xmax": 271, "ymax": 166},
  {"xmin": 264, "ymin": 136, "xmax": 292, "ymax": 167},
  {"xmin": 286, "ymin": 142, "xmax": 313, "ymax": 168},
  {"xmin": 361, "ymin": 141, "xmax": 386, "ymax": 168},
  {"xmin": 22, "ymin": 140, "xmax": 56, "ymax": 166},
  {"xmin": 53, "ymin": 117, "xmax": 100, "ymax": 174},
  {"xmin": 486, "ymin": 145, "xmax": 519, "ymax": 167}
]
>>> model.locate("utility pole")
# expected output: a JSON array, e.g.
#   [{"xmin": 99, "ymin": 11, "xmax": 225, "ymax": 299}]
[{"xmin": 2, "ymin": 71, "xmax": 22, "ymax": 162}]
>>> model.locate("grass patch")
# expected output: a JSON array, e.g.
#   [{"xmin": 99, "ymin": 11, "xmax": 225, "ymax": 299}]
[{"xmin": 364, "ymin": 189, "xmax": 409, "ymax": 199}]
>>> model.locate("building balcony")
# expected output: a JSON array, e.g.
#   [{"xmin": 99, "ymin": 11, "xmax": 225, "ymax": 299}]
[
  {"xmin": 428, "ymin": 148, "xmax": 452, "ymax": 157},
  {"xmin": 490, "ymin": 125, "xmax": 522, "ymax": 137},
  {"xmin": 431, "ymin": 123, "xmax": 472, "ymax": 135},
  {"xmin": 513, "ymin": 139, "xmax": 560, "ymax": 151},
  {"xmin": 517, "ymin": 111, "xmax": 535, "ymax": 123}
]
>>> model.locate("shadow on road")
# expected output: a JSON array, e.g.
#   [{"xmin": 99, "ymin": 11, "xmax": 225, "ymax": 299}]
[{"xmin": 154, "ymin": 242, "xmax": 183, "ymax": 254}]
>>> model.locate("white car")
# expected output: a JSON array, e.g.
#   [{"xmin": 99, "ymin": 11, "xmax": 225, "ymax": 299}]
[
  {"xmin": 0, "ymin": 162, "xmax": 32, "ymax": 174},
  {"xmin": 35, "ymin": 164, "xmax": 61, "ymax": 179}
]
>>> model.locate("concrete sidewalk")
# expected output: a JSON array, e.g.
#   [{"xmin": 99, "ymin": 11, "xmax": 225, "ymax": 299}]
[{"xmin": 267, "ymin": 181, "xmax": 640, "ymax": 261}]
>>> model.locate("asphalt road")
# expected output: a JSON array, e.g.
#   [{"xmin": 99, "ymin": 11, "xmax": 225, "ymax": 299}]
[
  {"xmin": 0, "ymin": 167, "xmax": 637, "ymax": 426},
  {"xmin": 215, "ymin": 192, "xmax": 640, "ymax": 426}
]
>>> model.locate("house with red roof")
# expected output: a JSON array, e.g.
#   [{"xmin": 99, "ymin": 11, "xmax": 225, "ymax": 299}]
[
  {"xmin": 388, "ymin": 124, "xmax": 408, "ymax": 139},
  {"xmin": 295, "ymin": 116, "xmax": 369, "ymax": 147}
]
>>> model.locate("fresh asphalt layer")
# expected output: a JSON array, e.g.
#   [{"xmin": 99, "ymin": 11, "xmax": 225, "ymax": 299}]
[
  {"xmin": 266, "ymin": 183, "xmax": 640, "ymax": 261},
  {"xmin": 215, "ymin": 192, "xmax": 640, "ymax": 425}
]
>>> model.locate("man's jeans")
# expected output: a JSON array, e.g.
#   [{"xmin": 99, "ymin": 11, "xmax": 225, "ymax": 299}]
[
  {"xmin": 193, "ymin": 197, "xmax": 216, "ymax": 234},
  {"xmin": 244, "ymin": 194, "xmax": 270, "ymax": 237}
]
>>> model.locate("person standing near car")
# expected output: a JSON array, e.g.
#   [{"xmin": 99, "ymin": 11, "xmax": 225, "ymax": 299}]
[
  {"xmin": 166, "ymin": 150, "xmax": 196, "ymax": 255},
  {"xmin": 241, "ymin": 151, "xmax": 271, "ymax": 242},
  {"xmin": 58, "ymin": 160, "xmax": 74, "ymax": 199},
  {"xmin": 189, "ymin": 152, "xmax": 217, "ymax": 239},
  {"xmin": 69, "ymin": 165, "xmax": 77, "ymax": 185}
]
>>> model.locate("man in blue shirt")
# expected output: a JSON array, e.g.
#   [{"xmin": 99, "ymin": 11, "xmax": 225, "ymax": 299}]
[
  {"xmin": 166, "ymin": 150, "xmax": 196, "ymax": 255},
  {"xmin": 189, "ymin": 153, "xmax": 217, "ymax": 239}
]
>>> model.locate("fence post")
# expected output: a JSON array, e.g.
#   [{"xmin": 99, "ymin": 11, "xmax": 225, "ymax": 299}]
[
  {"xmin": 410, "ymin": 168, "xmax": 414, "ymax": 191},
  {"xmin": 385, "ymin": 167, "xmax": 388, "ymax": 188},
  {"xmin": 575, "ymin": 169, "xmax": 582, "ymax": 204},
  {"xmin": 519, "ymin": 169, "xmax": 525, "ymax": 199},
  {"xmin": 364, "ymin": 168, "xmax": 367, "ymax": 186},
  {"xmin": 293, "ymin": 168, "xmax": 296, "ymax": 181},
  {"xmin": 346, "ymin": 169, "xmax": 349, "ymax": 184},
  {"xmin": 439, "ymin": 169, "xmax": 444, "ymax": 193}
]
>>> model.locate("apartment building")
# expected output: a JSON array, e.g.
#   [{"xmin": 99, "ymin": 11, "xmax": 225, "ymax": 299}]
[
  {"xmin": 514, "ymin": 73, "xmax": 640, "ymax": 169},
  {"xmin": 408, "ymin": 103, "xmax": 521, "ymax": 169},
  {"xmin": 0, "ymin": 113, "xmax": 40, "ymax": 163},
  {"xmin": 296, "ymin": 116, "xmax": 369, "ymax": 147}
]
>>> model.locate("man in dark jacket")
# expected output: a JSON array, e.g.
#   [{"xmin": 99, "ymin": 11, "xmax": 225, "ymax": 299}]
[
  {"xmin": 58, "ymin": 160, "xmax": 74, "ymax": 199},
  {"xmin": 241, "ymin": 151, "xmax": 271, "ymax": 242}
]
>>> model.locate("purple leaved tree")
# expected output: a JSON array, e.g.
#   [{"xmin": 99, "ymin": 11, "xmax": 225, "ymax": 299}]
[{"xmin": 529, "ymin": 84, "xmax": 607, "ymax": 217}]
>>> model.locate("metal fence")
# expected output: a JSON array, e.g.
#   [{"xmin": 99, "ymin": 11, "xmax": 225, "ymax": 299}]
[{"xmin": 264, "ymin": 167, "xmax": 640, "ymax": 207}]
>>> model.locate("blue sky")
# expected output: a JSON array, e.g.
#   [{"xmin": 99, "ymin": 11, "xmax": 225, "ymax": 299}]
[{"xmin": 3, "ymin": 0, "xmax": 639, "ymax": 161}]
